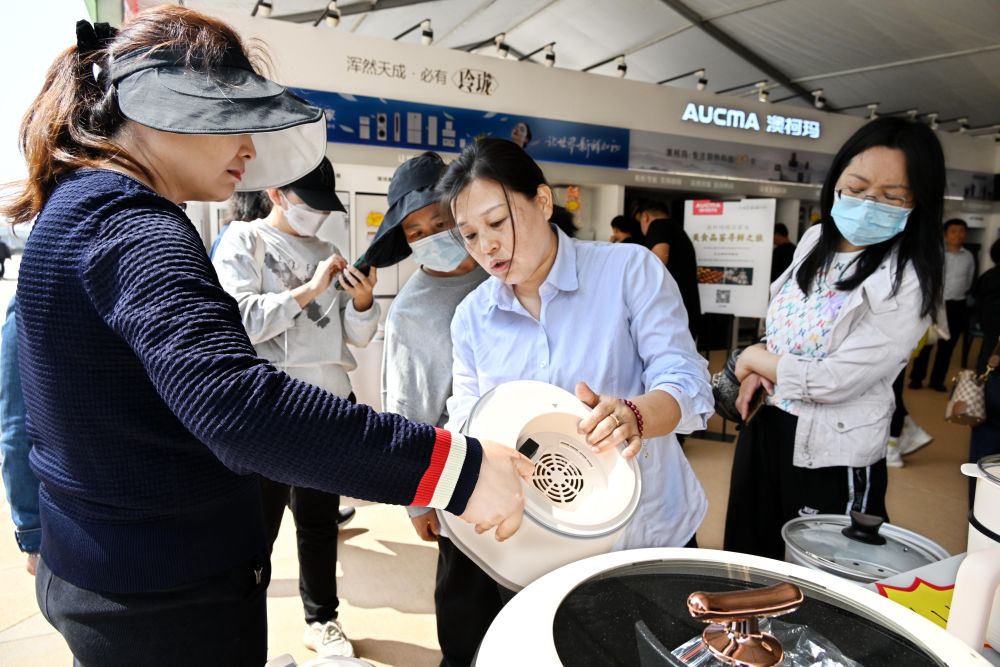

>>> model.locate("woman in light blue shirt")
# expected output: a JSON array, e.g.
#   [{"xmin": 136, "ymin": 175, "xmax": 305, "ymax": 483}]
[{"xmin": 440, "ymin": 138, "xmax": 714, "ymax": 551}]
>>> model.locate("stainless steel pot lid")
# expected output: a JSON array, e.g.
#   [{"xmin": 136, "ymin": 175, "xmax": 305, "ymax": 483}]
[
  {"xmin": 782, "ymin": 512, "xmax": 948, "ymax": 582},
  {"xmin": 978, "ymin": 453, "xmax": 1000, "ymax": 484}
]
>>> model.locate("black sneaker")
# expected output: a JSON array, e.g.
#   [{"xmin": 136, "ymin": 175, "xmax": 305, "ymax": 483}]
[{"xmin": 337, "ymin": 507, "xmax": 356, "ymax": 527}]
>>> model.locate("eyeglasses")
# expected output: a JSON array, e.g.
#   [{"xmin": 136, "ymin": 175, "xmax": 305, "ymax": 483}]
[{"xmin": 835, "ymin": 189, "xmax": 912, "ymax": 209}]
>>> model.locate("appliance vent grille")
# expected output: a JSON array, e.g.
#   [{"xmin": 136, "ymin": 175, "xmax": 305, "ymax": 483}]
[{"xmin": 532, "ymin": 452, "xmax": 585, "ymax": 504}]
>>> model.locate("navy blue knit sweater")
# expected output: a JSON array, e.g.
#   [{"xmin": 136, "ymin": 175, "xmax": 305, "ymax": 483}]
[{"xmin": 17, "ymin": 170, "xmax": 481, "ymax": 593}]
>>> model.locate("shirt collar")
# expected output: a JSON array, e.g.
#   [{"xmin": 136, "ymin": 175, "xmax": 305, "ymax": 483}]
[{"xmin": 488, "ymin": 225, "xmax": 579, "ymax": 312}]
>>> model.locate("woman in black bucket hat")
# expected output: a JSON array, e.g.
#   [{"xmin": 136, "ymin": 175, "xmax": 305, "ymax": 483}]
[{"xmin": 2, "ymin": 7, "xmax": 530, "ymax": 665}]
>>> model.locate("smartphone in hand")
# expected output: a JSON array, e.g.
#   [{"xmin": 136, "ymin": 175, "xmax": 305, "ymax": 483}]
[{"xmin": 334, "ymin": 259, "xmax": 373, "ymax": 290}]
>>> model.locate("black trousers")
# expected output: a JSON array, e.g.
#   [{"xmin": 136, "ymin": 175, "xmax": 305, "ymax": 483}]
[
  {"xmin": 911, "ymin": 299, "xmax": 968, "ymax": 387},
  {"xmin": 36, "ymin": 555, "xmax": 269, "ymax": 667},
  {"xmin": 723, "ymin": 405, "xmax": 889, "ymax": 560},
  {"xmin": 890, "ymin": 368, "xmax": 908, "ymax": 437},
  {"xmin": 260, "ymin": 477, "xmax": 341, "ymax": 624}
]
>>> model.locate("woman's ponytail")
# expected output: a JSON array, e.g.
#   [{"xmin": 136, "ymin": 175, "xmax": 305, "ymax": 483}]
[{"xmin": 2, "ymin": 21, "xmax": 135, "ymax": 225}]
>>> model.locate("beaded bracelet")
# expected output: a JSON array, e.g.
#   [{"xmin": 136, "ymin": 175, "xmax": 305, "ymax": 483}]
[{"xmin": 622, "ymin": 398, "xmax": 644, "ymax": 438}]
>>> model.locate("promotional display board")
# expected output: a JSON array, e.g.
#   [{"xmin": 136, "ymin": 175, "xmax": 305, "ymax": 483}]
[
  {"xmin": 687, "ymin": 199, "xmax": 776, "ymax": 318},
  {"xmin": 294, "ymin": 88, "xmax": 629, "ymax": 169}
]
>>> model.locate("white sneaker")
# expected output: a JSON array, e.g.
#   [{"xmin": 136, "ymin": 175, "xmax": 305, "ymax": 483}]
[
  {"xmin": 303, "ymin": 619, "xmax": 355, "ymax": 658},
  {"xmin": 886, "ymin": 437, "xmax": 904, "ymax": 468},
  {"xmin": 898, "ymin": 416, "xmax": 933, "ymax": 456}
]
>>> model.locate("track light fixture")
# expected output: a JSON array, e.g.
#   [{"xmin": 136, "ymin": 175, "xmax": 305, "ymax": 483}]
[
  {"xmin": 495, "ymin": 33, "xmax": 509, "ymax": 58},
  {"xmin": 925, "ymin": 112, "xmax": 939, "ymax": 130},
  {"xmin": 757, "ymin": 85, "xmax": 769, "ymax": 103},
  {"xmin": 394, "ymin": 18, "xmax": 433, "ymax": 45},
  {"xmin": 251, "ymin": 0, "xmax": 272, "ymax": 17},
  {"xmin": 958, "ymin": 117, "xmax": 970, "ymax": 133},
  {"xmin": 867, "ymin": 103, "xmax": 879, "ymax": 119},
  {"xmin": 313, "ymin": 0, "xmax": 340, "ymax": 27},
  {"xmin": 714, "ymin": 79, "xmax": 767, "ymax": 95},
  {"xmin": 544, "ymin": 42, "xmax": 555, "ymax": 67},
  {"xmin": 616, "ymin": 55, "xmax": 627, "ymax": 78},
  {"xmin": 658, "ymin": 68, "xmax": 707, "ymax": 90},
  {"xmin": 811, "ymin": 89, "xmax": 826, "ymax": 109}
]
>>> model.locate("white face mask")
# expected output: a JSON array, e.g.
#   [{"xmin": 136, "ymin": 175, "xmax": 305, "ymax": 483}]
[
  {"xmin": 281, "ymin": 193, "xmax": 328, "ymax": 237},
  {"xmin": 409, "ymin": 229, "xmax": 468, "ymax": 272}
]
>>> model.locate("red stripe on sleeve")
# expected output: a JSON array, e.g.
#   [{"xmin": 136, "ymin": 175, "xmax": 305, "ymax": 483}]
[{"xmin": 411, "ymin": 429, "xmax": 452, "ymax": 506}]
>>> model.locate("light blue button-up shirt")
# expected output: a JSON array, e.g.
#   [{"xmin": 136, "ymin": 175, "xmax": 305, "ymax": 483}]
[{"xmin": 447, "ymin": 228, "xmax": 712, "ymax": 548}]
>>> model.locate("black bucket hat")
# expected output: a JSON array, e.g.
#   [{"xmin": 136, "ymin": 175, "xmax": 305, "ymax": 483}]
[
  {"xmin": 282, "ymin": 157, "xmax": 346, "ymax": 213},
  {"xmin": 110, "ymin": 44, "xmax": 326, "ymax": 191},
  {"xmin": 366, "ymin": 153, "xmax": 446, "ymax": 267}
]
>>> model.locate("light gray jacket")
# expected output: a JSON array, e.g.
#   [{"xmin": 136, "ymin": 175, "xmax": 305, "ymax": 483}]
[{"xmin": 771, "ymin": 225, "xmax": 930, "ymax": 469}]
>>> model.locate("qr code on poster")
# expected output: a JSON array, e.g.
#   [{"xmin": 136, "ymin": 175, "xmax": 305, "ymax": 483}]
[{"xmin": 715, "ymin": 290, "xmax": 731, "ymax": 304}]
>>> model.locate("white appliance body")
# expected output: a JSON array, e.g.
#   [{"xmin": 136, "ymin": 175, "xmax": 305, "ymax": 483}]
[{"xmin": 441, "ymin": 381, "xmax": 640, "ymax": 591}]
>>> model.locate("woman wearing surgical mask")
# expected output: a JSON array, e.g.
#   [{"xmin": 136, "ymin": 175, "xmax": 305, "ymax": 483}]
[
  {"xmin": 211, "ymin": 157, "xmax": 376, "ymax": 658},
  {"xmin": 723, "ymin": 117, "xmax": 946, "ymax": 559}
]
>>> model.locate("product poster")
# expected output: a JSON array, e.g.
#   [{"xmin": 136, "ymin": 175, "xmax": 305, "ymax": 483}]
[
  {"xmin": 293, "ymin": 88, "xmax": 630, "ymax": 169},
  {"xmin": 686, "ymin": 199, "xmax": 776, "ymax": 318}
]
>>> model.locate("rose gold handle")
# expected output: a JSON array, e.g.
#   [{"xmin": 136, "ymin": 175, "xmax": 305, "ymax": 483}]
[
  {"xmin": 687, "ymin": 582, "xmax": 804, "ymax": 622},
  {"xmin": 687, "ymin": 583, "xmax": 804, "ymax": 667}
]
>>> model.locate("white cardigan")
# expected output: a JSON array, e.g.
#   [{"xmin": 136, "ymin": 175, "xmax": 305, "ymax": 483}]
[{"xmin": 770, "ymin": 225, "xmax": 930, "ymax": 468}]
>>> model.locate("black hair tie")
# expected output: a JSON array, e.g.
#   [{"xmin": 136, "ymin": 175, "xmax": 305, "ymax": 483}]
[
  {"xmin": 76, "ymin": 20, "xmax": 118, "ymax": 89},
  {"xmin": 76, "ymin": 19, "xmax": 117, "ymax": 55}
]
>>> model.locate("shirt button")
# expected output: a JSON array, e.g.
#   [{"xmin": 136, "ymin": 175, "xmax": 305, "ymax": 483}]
[{"xmin": 540, "ymin": 361, "xmax": 547, "ymax": 368}]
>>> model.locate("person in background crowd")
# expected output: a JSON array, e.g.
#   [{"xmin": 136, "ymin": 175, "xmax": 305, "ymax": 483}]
[
  {"xmin": 510, "ymin": 121, "xmax": 532, "ymax": 149},
  {"xmin": 909, "ymin": 218, "xmax": 974, "ymax": 391},
  {"xmin": 0, "ymin": 241, "xmax": 11, "ymax": 280},
  {"xmin": 885, "ymin": 359, "xmax": 934, "ymax": 468},
  {"xmin": 3, "ymin": 8, "xmax": 530, "ymax": 664},
  {"xmin": 437, "ymin": 138, "xmax": 713, "ymax": 658},
  {"xmin": 969, "ymin": 342, "xmax": 1000, "ymax": 506},
  {"xmin": 208, "ymin": 190, "xmax": 272, "ymax": 259},
  {"xmin": 550, "ymin": 204, "xmax": 578, "ymax": 238},
  {"xmin": 610, "ymin": 214, "xmax": 644, "ymax": 244},
  {"xmin": 0, "ymin": 297, "xmax": 40, "ymax": 576},
  {"xmin": 212, "ymin": 157, "xmax": 372, "ymax": 658},
  {"xmin": 373, "ymin": 152, "xmax": 491, "ymax": 667},
  {"xmin": 771, "ymin": 223, "xmax": 796, "ymax": 281},
  {"xmin": 634, "ymin": 199, "xmax": 701, "ymax": 339},
  {"xmin": 973, "ymin": 238, "xmax": 1000, "ymax": 375},
  {"xmin": 724, "ymin": 117, "xmax": 945, "ymax": 559}
]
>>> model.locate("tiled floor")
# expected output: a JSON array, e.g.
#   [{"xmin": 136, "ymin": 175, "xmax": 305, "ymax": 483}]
[{"xmin": 0, "ymin": 253, "xmax": 983, "ymax": 664}]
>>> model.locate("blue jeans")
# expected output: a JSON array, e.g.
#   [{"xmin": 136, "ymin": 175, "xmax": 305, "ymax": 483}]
[{"xmin": 0, "ymin": 296, "xmax": 41, "ymax": 553}]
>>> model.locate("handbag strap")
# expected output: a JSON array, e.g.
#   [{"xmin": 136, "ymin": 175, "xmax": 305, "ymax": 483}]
[{"xmin": 982, "ymin": 336, "xmax": 1000, "ymax": 381}]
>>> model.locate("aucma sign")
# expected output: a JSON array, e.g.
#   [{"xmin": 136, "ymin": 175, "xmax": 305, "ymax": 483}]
[{"xmin": 681, "ymin": 102, "xmax": 821, "ymax": 139}]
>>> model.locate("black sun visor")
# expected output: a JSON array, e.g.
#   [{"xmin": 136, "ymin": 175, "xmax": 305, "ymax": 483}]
[{"xmin": 111, "ymin": 46, "xmax": 326, "ymax": 191}]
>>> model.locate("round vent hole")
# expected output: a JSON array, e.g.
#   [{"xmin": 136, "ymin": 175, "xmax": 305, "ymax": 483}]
[{"xmin": 532, "ymin": 452, "xmax": 585, "ymax": 504}]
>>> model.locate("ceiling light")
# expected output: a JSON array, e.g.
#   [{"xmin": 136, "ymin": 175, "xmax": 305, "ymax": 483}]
[
  {"xmin": 926, "ymin": 112, "xmax": 939, "ymax": 130},
  {"xmin": 325, "ymin": 1, "xmax": 340, "ymax": 28},
  {"xmin": 393, "ymin": 18, "xmax": 433, "ymax": 45},
  {"xmin": 495, "ymin": 33, "xmax": 509, "ymax": 58},
  {"xmin": 252, "ymin": 0, "xmax": 272, "ymax": 17},
  {"xmin": 811, "ymin": 89, "xmax": 825, "ymax": 109},
  {"xmin": 616, "ymin": 55, "xmax": 627, "ymax": 78},
  {"xmin": 867, "ymin": 103, "xmax": 879, "ymax": 119},
  {"xmin": 758, "ymin": 88, "xmax": 770, "ymax": 103},
  {"xmin": 544, "ymin": 43, "xmax": 555, "ymax": 67},
  {"xmin": 696, "ymin": 77, "xmax": 708, "ymax": 91},
  {"xmin": 958, "ymin": 117, "xmax": 969, "ymax": 133}
]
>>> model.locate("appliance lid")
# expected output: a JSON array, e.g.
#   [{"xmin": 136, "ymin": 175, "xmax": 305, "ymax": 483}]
[
  {"xmin": 979, "ymin": 453, "xmax": 1000, "ymax": 485},
  {"xmin": 474, "ymin": 548, "xmax": 988, "ymax": 667},
  {"xmin": 782, "ymin": 513, "xmax": 948, "ymax": 581},
  {"xmin": 463, "ymin": 380, "xmax": 641, "ymax": 538}
]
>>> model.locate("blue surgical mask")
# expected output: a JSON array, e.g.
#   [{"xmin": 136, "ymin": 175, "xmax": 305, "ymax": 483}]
[
  {"xmin": 831, "ymin": 194, "xmax": 911, "ymax": 247},
  {"xmin": 409, "ymin": 230, "xmax": 468, "ymax": 272}
]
